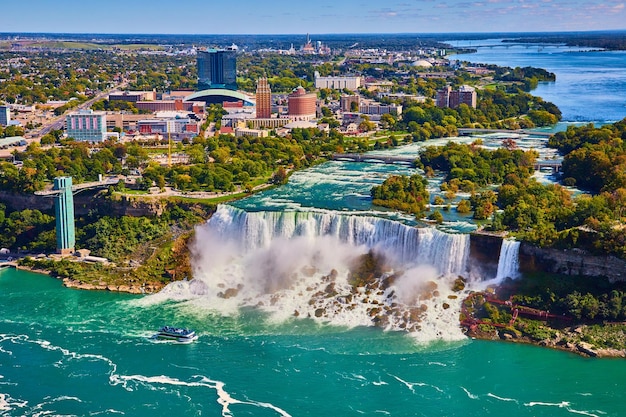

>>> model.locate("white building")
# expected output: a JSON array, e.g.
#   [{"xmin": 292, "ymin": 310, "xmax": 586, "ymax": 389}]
[
  {"xmin": 359, "ymin": 101, "xmax": 402, "ymax": 116},
  {"xmin": 235, "ymin": 128, "xmax": 268, "ymax": 138},
  {"xmin": 66, "ymin": 109, "xmax": 107, "ymax": 142},
  {"xmin": 314, "ymin": 72, "xmax": 363, "ymax": 90}
]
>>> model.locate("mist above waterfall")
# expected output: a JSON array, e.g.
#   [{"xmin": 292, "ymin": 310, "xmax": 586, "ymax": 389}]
[{"xmin": 155, "ymin": 205, "xmax": 476, "ymax": 341}]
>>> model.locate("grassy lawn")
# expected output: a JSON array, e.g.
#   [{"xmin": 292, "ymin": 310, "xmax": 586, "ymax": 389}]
[{"xmin": 168, "ymin": 193, "xmax": 248, "ymax": 205}]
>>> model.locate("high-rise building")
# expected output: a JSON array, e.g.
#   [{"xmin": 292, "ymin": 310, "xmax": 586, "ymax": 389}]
[
  {"xmin": 287, "ymin": 86, "xmax": 317, "ymax": 121},
  {"xmin": 436, "ymin": 85, "xmax": 476, "ymax": 109},
  {"xmin": 54, "ymin": 177, "xmax": 75, "ymax": 255},
  {"xmin": 436, "ymin": 86, "xmax": 452, "ymax": 108},
  {"xmin": 255, "ymin": 77, "xmax": 272, "ymax": 119},
  {"xmin": 450, "ymin": 85, "xmax": 477, "ymax": 109},
  {"xmin": 197, "ymin": 48, "xmax": 237, "ymax": 91},
  {"xmin": 66, "ymin": 109, "xmax": 107, "ymax": 142},
  {"xmin": 0, "ymin": 105, "xmax": 10, "ymax": 126}
]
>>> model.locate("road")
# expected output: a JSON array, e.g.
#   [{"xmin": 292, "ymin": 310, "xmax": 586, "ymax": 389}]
[{"xmin": 28, "ymin": 80, "xmax": 129, "ymax": 140}]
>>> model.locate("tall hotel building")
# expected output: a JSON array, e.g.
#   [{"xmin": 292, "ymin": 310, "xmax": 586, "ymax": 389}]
[
  {"xmin": 0, "ymin": 105, "xmax": 10, "ymax": 126},
  {"xmin": 66, "ymin": 109, "xmax": 107, "ymax": 142},
  {"xmin": 53, "ymin": 177, "xmax": 75, "ymax": 255},
  {"xmin": 287, "ymin": 86, "xmax": 317, "ymax": 121},
  {"xmin": 197, "ymin": 48, "xmax": 237, "ymax": 91},
  {"xmin": 255, "ymin": 77, "xmax": 272, "ymax": 118}
]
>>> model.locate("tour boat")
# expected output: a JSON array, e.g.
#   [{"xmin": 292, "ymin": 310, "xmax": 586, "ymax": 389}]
[{"xmin": 153, "ymin": 326, "xmax": 198, "ymax": 343}]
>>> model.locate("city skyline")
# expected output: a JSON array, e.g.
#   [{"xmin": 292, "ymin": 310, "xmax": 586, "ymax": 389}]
[{"xmin": 2, "ymin": 0, "xmax": 625, "ymax": 34}]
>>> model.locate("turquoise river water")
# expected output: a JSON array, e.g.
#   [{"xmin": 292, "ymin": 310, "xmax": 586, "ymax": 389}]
[{"xmin": 2, "ymin": 40, "xmax": 626, "ymax": 416}]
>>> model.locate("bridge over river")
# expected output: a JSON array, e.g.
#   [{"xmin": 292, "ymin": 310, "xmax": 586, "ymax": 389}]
[
  {"xmin": 34, "ymin": 177, "xmax": 124, "ymax": 196},
  {"xmin": 458, "ymin": 128, "xmax": 554, "ymax": 137},
  {"xmin": 332, "ymin": 154, "xmax": 562, "ymax": 172},
  {"xmin": 331, "ymin": 153, "xmax": 417, "ymax": 165}
]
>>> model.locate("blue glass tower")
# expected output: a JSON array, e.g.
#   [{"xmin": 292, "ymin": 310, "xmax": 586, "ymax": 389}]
[
  {"xmin": 53, "ymin": 177, "xmax": 75, "ymax": 255},
  {"xmin": 197, "ymin": 48, "xmax": 237, "ymax": 91}
]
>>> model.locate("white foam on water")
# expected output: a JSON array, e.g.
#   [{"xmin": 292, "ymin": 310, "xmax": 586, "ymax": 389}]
[
  {"xmin": 487, "ymin": 393, "xmax": 519, "ymax": 403},
  {"xmin": 111, "ymin": 373, "xmax": 291, "ymax": 417},
  {"xmin": 461, "ymin": 386, "xmax": 479, "ymax": 400},
  {"xmin": 390, "ymin": 374, "xmax": 443, "ymax": 394},
  {"xmin": 0, "ymin": 392, "xmax": 28, "ymax": 413},
  {"xmin": 152, "ymin": 205, "xmax": 480, "ymax": 343},
  {"xmin": 524, "ymin": 401, "xmax": 603, "ymax": 417}
]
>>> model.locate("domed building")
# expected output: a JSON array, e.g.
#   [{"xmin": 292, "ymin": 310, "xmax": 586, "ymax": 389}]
[
  {"xmin": 411, "ymin": 59, "xmax": 433, "ymax": 68},
  {"xmin": 287, "ymin": 86, "xmax": 317, "ymax": 121}
]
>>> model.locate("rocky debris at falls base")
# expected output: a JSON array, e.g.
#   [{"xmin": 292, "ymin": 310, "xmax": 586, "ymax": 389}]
[
  {"xmin": 214, "ymin": 250, "xmax": 471, "ymax": 334},
  {"xmin": 62, "ymin": 277, "xmax": 163, "ymax": 294}
]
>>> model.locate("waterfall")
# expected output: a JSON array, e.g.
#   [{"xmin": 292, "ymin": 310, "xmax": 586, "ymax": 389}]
[
  {"xmin": 202, "ymin": 205, "xmax": 470, "ymax": 277},
  {"xmin": 495, "ymin": 239, "xmax": 521, "ymax": 281},
  {"xmin": 148, "ymin": 204, "xmax": 475, "ymax": 341}
]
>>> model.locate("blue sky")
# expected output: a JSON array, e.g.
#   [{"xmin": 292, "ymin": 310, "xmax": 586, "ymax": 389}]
[{"xmin": 2, "ymin": 0, "xmax": 625, "ymax": 34}]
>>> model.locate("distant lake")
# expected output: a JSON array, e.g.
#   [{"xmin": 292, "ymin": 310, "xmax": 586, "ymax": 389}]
[{"xmin": 448, "ymin": 39, "xmax": 626, "ymax": 123}]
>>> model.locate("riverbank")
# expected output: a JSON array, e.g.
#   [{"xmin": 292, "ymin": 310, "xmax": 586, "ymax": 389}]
[
  {"xmin": 7, "ymin": 262, "xmax": 166, "ymax": 294},
  {"xmin": 61, "ymin": 277, "xmax": 163, "ymax": 294},
  {"xmin": 465, "ymin": 321, "xmax": 626, "ymax": 358},
  {"xmin": 461, "ymin": 290, "xmax": 626, "ymax": 358},
  {"xmin": 10, "ymin": 258, "xmax": 626, "ymax": 358}
]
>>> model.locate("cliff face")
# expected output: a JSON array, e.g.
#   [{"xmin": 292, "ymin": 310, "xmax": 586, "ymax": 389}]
[
  {"xmin": 0, "ymin": 191, "xmax": 55, "ymax": 212},
  {"xmin": 519, "ymin": 243, "xmax": 626, "ymax": 283},
  {"xmin": 468, "ymin": 233, "xmax": 502, "ymax": 279},
  {"xmin": 0, "ymin": 191, "xmax": 214, "ymax": 218},
  {"xmin": 469, "ymin": 232, "xmax": 626, "ymax": 283}
]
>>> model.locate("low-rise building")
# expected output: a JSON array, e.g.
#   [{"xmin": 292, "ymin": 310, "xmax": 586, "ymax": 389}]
[
  {"xmin": 109, "ymin": 90, "xmax": 156, "ymax": 102},
  {"xmin": 247, "ymin": 118, "xmax": 291, "ymax": 129},
  {"xmin": 359, "ymin": 101, "xmax": 402, "ymax": 116},
  {"xmin": 137, "ymin": 114, "xmax": 198, "ymax": 136},
  {"xmin": 315, "ymin": 72, "xmax": 363, "ymax": 90},
  {"xmin": 135, "ymin": 100, "xmax": 204, "ymax": 114},
  {"xmin": 235, "ymin": 128, "xmax": 268, "ymax": 138}
]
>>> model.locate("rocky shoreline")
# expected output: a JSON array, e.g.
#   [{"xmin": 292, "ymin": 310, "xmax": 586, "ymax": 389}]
[
  {"xmin": 14, "ymin": 264, "xmax": 165, "ymax": 294},
  {"xmin": 61, "ymin": 277, "xmax": 164, "ymax": 294},
  {"xmin": 465, "ymin": 324, "xmax": 626, "ymax": 358}
]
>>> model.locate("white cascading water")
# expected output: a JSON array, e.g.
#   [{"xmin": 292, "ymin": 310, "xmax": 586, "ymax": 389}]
[
  {"xmin": 495, "ymin": 239, "xmax": 521, "ymax": 282},
  {"xmin": 153, "ymin": 205, "xmax": 474, "ymax": 341}
]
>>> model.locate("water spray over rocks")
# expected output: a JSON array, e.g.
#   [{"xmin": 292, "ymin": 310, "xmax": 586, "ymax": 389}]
[{"xmin": 157, "ymin": 205, "xmax": 501, "ymax": 342}]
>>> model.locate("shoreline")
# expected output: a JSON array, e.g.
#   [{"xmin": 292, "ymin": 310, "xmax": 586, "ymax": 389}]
[
  {"xmin": 8, "ymin": 263, "xmax": 626, "ymax": 358},
  {"xmin": 9, "ymin": 264, "xmax": 165, "ymax": 294},
  {"xmin": 465, "ymin": 324, "xmax": 626, "ymax": 358}
]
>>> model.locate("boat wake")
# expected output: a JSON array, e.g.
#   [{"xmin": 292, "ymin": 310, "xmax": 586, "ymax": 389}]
[
  {"xmin": 0, "ymin": 332, "xmax": 288, "ymax": 417},
  {"xmin": 111, "ymin": 374, "xmax": 291, "ymax": 417}
]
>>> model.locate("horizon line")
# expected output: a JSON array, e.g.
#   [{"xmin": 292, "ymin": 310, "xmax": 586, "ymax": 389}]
[{"xmin": 2, "ymin": 29, "xmax": 626, "ymax": 37}]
